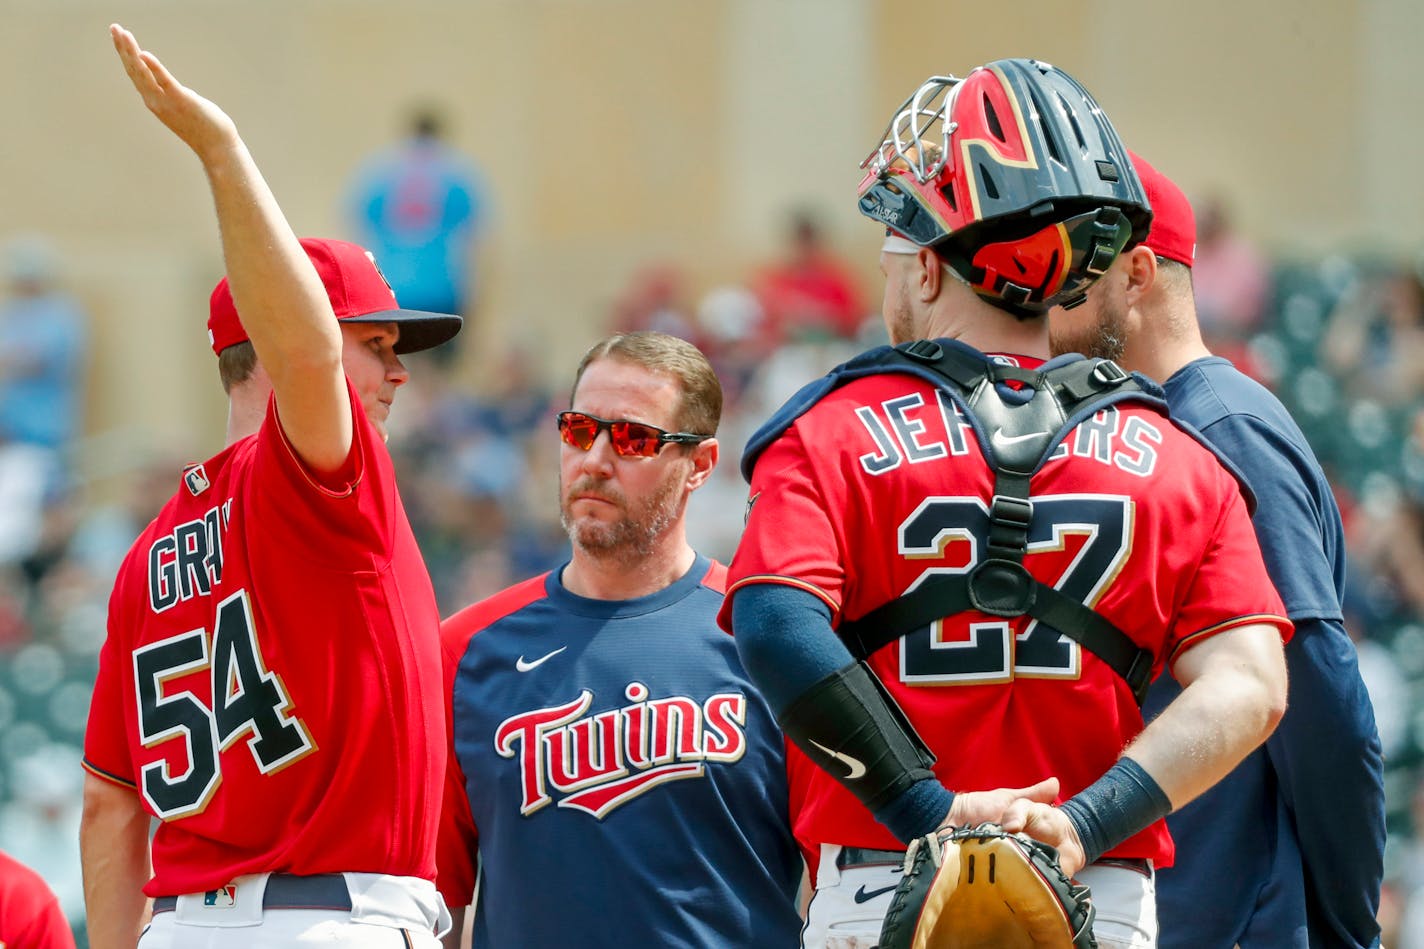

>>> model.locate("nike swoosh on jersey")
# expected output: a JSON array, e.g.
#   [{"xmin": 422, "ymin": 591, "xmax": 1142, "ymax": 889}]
[
  {"xmin": 990, "ymin": 427, "xmax": 1043, "ymax": 450},
  {"xmin": 853, "ymin": 884, "xmax": 898, "ymax": 904},
  {"xmin": 808, "ymin": 740, "xmax": 868, "ymax": 780},
  {"xmin": 515, "ymin": 646, "xmax": 568, "ymax": 672}
]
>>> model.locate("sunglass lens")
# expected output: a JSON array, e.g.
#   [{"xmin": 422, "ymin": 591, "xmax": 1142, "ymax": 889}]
[
  {"xmin": 614, "ymin": 422, "xmax": 662, "ymax": 457},
  {"xmin": 561, "ymin": 414, "xmax": 599, "ymax": 450}
]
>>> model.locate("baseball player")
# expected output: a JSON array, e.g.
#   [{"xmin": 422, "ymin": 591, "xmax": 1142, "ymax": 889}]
[
  {"xmin": 436, "ymin": 332, "xmax": 803, "ymax": 948},
  {"xmin": 1049, "ymin": 154, "xmax": 1386, "ymax": 949},
  {"xmin": 0, "ymin": 848, "xmax": 76, "ymax": 949},
  {"xmin": 720, "ymin": 59, "xmax": 1292, "ymax": 949},
  {"xmin": 80, "ymin": 26, "xmax": 459, "ymax": 948}
]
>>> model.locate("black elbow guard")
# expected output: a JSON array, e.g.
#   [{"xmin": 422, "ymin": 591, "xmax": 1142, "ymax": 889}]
[{"xmin": 777, "ymin": 660, "xmax": 936, "ymax": 812}]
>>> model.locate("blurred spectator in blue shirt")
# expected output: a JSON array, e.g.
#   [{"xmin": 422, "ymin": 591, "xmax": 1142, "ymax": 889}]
[
  {"xmin": 0, "ymin": 237, "xmax": 87, "ymax": 451},
  {"xmin": 346, "ymin": 106, "xmax": 488, "ymax": 361}
]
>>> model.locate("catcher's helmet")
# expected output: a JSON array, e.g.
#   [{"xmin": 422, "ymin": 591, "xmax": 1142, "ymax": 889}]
[{"xmin": 857, "ymin": 58, "xmax": 1151, "ymax": 318}]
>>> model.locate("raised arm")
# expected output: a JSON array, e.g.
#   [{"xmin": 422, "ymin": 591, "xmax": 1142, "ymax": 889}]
[{"xmin": 110, "ymin": 24, "xmax": 353, "ymax": 471}]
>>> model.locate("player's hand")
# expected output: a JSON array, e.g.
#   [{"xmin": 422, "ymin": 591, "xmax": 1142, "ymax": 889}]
[
  {"xmin": 939, "ymin": 776, "xmax": 1059, "ymax": 829},
  {"xmin": 110, "ymin": 24, "xmax": 240, "ymax": 164},
  {"xmin": 1000, "ymin": 800, "xmax": 1087, "ymax": 877}
]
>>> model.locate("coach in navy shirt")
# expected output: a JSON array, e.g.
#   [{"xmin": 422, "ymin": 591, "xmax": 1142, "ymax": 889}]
[
  {"xmin": 435, "ymin": 332, "xmax": 802, "ymax": 949},
  {"xmin": 1049, "ymin": 154, "xmax": 1385, "ymax": 949}
]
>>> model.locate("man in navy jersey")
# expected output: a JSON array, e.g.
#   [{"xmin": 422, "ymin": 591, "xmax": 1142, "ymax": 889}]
[
  {"xmin": 1049, "ymin": 154, "xmax": 1385, "ymax": 949},
  {"xmin": 436, "ymin": 331, "xmax": 802, "ymax": 949}
]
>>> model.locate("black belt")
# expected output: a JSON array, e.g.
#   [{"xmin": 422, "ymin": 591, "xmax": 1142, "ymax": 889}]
[
  {"xmin": 152, "ymin": 874, "xmax": 352, "ymax": 915},
  {"xmin": 837, "ymin": 845, "xmax": 1150, "ymax": 875},
  {"xmin": 837, "ymin": 847, "xmax": 910, "ymax": 868},
  {"xmin": 1093, "ymin": 856, "xmax": 1153, "ymax": 876}
]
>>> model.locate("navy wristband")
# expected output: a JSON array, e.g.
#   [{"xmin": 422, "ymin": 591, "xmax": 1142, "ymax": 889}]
[
  {"xmin": 1059, "ymin": 757, "xmax": 1171, "ymax": 866},
  {"xmin": 876, "ymin": 778, "xmax": 956, "ymax": 844}
]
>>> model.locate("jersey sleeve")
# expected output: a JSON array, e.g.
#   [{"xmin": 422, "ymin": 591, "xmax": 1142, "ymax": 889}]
[
  {"xmin": 82, "ymin": 578, "xmax": 139, "ymax": 788},
  {"xmin": 1194, "ymin": 412, "xmax": 1344, "ymax": 620},
  {"xmin": 435, "ymin": 618, "xmax": 481, "ymax": 908},
  {"xmin": 722, "ymin": 424, "xmax": 847, "ymax": 623},
  {"xmin": 247, "ymin": 378, "xmax": 400, "ymax": 570},
  {"xmin": 1198, "ymin": 417, "xmax": 1381, "ymax": 941},
  {"xmin": 1167, "ymin": 468, "xmax": 1292, "ymax": 665},
  {"xmin": 435, "ymin": 723, "xmax": 479, "ymax": 908}
]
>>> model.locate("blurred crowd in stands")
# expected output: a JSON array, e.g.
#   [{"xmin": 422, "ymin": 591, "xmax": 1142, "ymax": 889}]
[{"xmin": 4, "ymin": 193, "xmax": 1424, "ymax": 944}]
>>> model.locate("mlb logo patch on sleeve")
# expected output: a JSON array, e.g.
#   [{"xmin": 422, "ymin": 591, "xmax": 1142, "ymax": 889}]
[{"xmin": 184, "ymin": 463, "xmax": 210, "ymax": 497}]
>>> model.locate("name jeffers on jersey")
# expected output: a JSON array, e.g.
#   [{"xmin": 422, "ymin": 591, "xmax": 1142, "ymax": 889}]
[
  {"xmin": 855, "ymin": 398, "xmax": 1162, "ymax": 478},
  {"xmin": 148, "ymin": 498, "xmax": 232, "ymax": 613},
  {"xmin": 496, "ymin": 681, "xmax": 749, "ymax": 819}
]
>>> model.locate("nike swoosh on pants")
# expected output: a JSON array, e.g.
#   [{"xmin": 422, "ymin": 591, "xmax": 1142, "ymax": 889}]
[{"xmin": 853, "ymin": 884, "xmax": 898, "ymax": 904}]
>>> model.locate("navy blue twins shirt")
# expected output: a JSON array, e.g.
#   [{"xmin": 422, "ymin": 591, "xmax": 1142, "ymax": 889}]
[
  {"xmin": 435, "ymin": 555, "xmax": 804, "ymax": 949},
  {"xmin": 1146, "ymin": 356, "xmax": 1386, "ymax": 949}
]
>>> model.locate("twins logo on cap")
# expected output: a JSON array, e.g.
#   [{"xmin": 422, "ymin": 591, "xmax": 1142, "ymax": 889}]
[{"xmin": 363, "ymin": 250, "xmax": 396, "ymax": 297}]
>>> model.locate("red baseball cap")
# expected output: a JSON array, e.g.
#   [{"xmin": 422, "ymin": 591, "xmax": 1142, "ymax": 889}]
[
  {"xmin": 1128, "ymin": 152, "xmax": 1196, "ymax": 268},
  {"xmin": 207, "ymin": 237, "xmax": 463, "ymax": 355}
]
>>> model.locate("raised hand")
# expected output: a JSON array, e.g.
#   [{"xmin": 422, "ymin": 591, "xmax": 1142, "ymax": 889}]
[{"xmin": 109, "ymin": 23, "xmax": 240, "ymax": 164}]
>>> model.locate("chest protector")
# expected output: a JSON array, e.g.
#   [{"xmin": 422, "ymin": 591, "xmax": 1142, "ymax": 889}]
[{"xmin": 817, "ymin": 340, "xmax": 1164, "ymax": 704}]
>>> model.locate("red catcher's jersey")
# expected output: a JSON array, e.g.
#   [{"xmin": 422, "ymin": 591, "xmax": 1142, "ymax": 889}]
[
  {"xmin": 83, "ymin": 386, "xmax": 446, "ymax": 896},
  {"xmin": 724, "ymin": 356, "xmax": 1290, "ymax": 866}
]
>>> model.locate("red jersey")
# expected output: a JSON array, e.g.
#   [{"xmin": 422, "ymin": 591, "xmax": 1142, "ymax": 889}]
[
  {"xmin": 723, "ymin": 354, "xmax": 1290, "ymax": 865},
  {"xmin": 0, "ymin": 850, "xmax": 75, "ymax": 949},
  {"xmin": 83, "ymin": 385, "xmax": 445, "ymax": 896}
]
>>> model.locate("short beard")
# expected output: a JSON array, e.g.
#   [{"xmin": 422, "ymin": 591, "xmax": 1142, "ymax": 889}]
[
  {"xmin": 1050, "ymin": 296, "xmax": 1128, "ymax": 362},
  {"xmin": 559, "ymin": 466, "xmax": 685, "ymax": 565}
]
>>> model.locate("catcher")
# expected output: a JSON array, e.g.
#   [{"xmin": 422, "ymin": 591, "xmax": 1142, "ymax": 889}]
[{"xmin": 719, "ymin": 58, "xmax": 1291, "ymax": 949}]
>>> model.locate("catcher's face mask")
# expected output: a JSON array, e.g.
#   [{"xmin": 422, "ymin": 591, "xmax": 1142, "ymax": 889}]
[{"xmin": 856, "ymin": 59, "xmax": 1152, "ymax": 318}]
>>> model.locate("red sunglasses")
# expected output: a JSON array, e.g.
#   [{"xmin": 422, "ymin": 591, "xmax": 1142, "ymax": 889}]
[{"xmin": 558, "ymin": 411, "xmax": 711, "ymax": 458}]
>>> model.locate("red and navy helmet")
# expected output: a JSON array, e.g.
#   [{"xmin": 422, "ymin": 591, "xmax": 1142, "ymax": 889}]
[{"xmin": 856, "ymin": 58, "xmax": 1152, "ymax": 318}]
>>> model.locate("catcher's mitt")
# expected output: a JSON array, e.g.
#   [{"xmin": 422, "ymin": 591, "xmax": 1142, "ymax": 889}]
[{"xmin": 878, "ymin": 823, "xmax": 1097, "ymax": 949}]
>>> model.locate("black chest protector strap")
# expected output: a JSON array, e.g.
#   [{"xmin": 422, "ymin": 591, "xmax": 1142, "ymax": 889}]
[{"xmin": 836, "ymin": 341, "xmax": 1155, "ymax": 705}]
